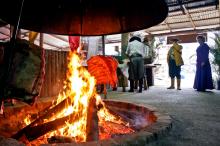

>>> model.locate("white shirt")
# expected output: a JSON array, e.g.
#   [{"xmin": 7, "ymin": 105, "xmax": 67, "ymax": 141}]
[{"xmin": 126, "ymin": 40, "xmax": 147, "ymax": 57}]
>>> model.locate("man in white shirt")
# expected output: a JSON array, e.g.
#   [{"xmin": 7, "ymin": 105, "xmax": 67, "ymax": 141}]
[{"xmin": 126, "ymin": 36, "xmax": 146, "ymax": 93}]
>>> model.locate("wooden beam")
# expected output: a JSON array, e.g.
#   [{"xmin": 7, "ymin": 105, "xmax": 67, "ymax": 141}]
[
  {"xmin": 0, "ymin": 37, "xmax": 9, "ymax": 41},
  {"xmin": 102, "ymin": 35, "xmax": 105, "ymax": 56},
  {"xmin": 145, "ymin": 30, "xmax": 152, "ymax": 35},
  {"xmin": 177, "ymin": 0, "xmax": 186, "ymax": 15},
  {"xmin": 0, "ymin": 31, "xmax": 9, "ymax": 37},
  {"xmin": 183, "ymin": 5, "xmax": 196, "ymax": 30},
  {"xmin": 149, "ymin": 27, "xmax": 220, "ymax": 37},
  {"xmin": 169, "ymin": 6, "xmax": 217, "ymax": 17},
  {"xmin": 159, "ymin": 16, "xmax": 220, "ymax": 25},
  {"xmin": 218, "ymin": 0, "xmax": 220, "ymax": 26},
  {"xmin": 50, "ymin": 34, "xmax": 68, "ymax": 43},
  {"xmin": 35, "ymin": 38, "xmax": 64, "ymax": 50},
  {"xmin": 39, "ymin": 33, "xmax": 44, "ymax": 48},
  {"xmin": 164, "ymin": 19, "xmax": 172, "ymax": 33}
]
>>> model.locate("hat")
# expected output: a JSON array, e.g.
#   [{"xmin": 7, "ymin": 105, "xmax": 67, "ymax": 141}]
[{"xmin": 129, "ymin": 36, "xmax": 141, "ymax": 42}]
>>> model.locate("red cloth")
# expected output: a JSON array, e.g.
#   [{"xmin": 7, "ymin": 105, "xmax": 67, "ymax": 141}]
[
  {"xmin": 87, "ymin": 56, "xmax": 118, "ymax": 88},
  {"xmin": 68, "ymin": 36, "xmax": 80, "ymax": 51}
]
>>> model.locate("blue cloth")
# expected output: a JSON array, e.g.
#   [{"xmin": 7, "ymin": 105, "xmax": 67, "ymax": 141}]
[
  {"xmin": 168, "ymin": 58, "xmax": 181, "ymax": 79},
  {"xmin": 193, "ymin": 43, "xmax": 213, "ymax": 91}
]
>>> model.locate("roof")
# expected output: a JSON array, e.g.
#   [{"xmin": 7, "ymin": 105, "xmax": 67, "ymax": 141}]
[
  {"xmin": 145, "ymin": 0, "xmax": 220, "ymax": 36},
  {"xmin": 0, "ymin": 0, "xmax": 219, "ymax": 50}
]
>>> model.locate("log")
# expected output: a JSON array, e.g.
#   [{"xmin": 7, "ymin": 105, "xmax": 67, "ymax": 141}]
[
  {"xmin": 86, "ymin": 97, "xmax": 99, "ymax": 141},
  {"xmin": 12, "ymin": 96, "xmax": 74, "ymax": 140},
  {"xmin": 24, "ymin": 111, "xmax": 79, "ymax": 141},
  {"xmin": 26, "ymin": 94, "xmax": 97, "ymax": 141},
  {"xmin": 31, "ymin": 95, "xmax": 74, "ymax": 125}
]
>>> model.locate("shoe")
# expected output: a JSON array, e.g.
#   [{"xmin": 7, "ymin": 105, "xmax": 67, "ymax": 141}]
[
  {"xmin": 138, "ymin": 89, "xmax": 142, "ymax": 93},
  {"xmin": 167, "ymin": 86, "xmax": 175, "ymax": 89},
  {"xmin": 177, "ymin": 88, "xmax": 181, "ymax": 90},
  {"xmin": 128, "ymin": 89, "xmax": 134, "ymax": 92}
]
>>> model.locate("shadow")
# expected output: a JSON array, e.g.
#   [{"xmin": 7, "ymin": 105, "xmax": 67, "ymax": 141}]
[{"xmin": 195, "ymin": 90, "xmax": 215, "ymax": 94}]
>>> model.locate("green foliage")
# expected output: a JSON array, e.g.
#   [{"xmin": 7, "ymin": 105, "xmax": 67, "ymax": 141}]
[{"xmin": 210, "ymin": 33, "xmax": 220, "ymax": 75}]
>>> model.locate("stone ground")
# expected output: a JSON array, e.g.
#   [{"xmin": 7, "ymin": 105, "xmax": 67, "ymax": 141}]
[{"xmin": 104, "ymin": 86, "xmax": 220, "ymax": 146}]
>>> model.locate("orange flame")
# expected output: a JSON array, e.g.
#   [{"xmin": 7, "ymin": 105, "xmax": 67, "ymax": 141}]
[{"xmin": 24, "ymin": 51, "xmax": 131, "ymax": 142}]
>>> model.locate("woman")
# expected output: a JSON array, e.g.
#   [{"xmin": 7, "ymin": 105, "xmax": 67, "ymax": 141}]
[
  {"xmin": 193, "ymin": 35, "xmax": 213, "ymax": 91},
  {"xmin": 167, "ymin": 38, "xmax": 184, "ymax": 90}
]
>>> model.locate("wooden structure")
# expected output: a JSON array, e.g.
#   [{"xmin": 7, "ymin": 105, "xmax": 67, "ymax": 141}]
[{"xmin": 40, "ymin": 50, "xmax": 68, "ymax": 98}]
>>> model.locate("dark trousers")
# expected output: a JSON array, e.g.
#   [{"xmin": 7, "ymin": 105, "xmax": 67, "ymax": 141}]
[
  {"xmin": 129, "ymin": 56, "xmax": 144, "ymax": 92},
  {"xmin": 129, "ymin": 78, "xmax": 143, "ymax": 92}
]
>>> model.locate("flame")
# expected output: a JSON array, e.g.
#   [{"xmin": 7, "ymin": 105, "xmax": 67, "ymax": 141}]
[
  {"xmin": 24, "ymin": 114, "xmax": 32, "ymax": 125},
  {"xmin": 24, "ymin": 51, "xmax": 132, "ymax": 142},
  {"xmin": 46, "ymin": 52, "xmax": 97, "ymax": 142}
]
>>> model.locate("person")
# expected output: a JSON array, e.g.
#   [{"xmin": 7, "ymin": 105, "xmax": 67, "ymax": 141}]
[
  {"xmin": 167, "ymin": 38, "xmax": 184, "ymax": 90},
  {"xmin": 125, "ymin": 36, "xmax": 146, "ymax": 93},
  {"xmin": 193, "ymin": 35, "xmax": 213, "ymax": 91}
]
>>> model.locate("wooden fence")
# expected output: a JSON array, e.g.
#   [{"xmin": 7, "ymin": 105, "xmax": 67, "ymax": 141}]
[{"xmin": 40, "ymin": 50, "xmax": 69, "ymax": 98}]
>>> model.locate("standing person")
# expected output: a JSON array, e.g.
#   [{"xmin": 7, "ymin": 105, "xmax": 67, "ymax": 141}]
[
  {"xmin": 193, "ymin": 35, "xmax": 213, "ymax": 91},
  {"xmin": 167, "ymin": 38, "xmax": 184, "ymax": 90},
  {"xmin": 126, "ymin": 36, "xmax": 146, "ymax": 93}
]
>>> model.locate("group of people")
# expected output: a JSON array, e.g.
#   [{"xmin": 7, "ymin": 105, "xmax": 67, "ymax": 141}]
[{"xmin": 126, "ymin": 35, "xmax": 214, "ymax": 93}]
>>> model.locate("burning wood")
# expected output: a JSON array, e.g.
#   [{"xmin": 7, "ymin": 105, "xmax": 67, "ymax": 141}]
[
  {"xmin": 86, "ymin": 97, "xmax": 99, "ymax": 141},
  {"xmin": 9, "ymin": 52, "xmax": 135, "ymax": 145},
  {"xmin": 12, "ymin": 96, "xmax": 74, "ymax": 140},
  {"xmin": 23, "ymin": 111, "xmax": 80, "ymax": 141}
]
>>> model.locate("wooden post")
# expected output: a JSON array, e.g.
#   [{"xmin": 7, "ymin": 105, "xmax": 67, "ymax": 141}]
[
  {"xmin": 121, "ymin": 33, "xmax": 129, "ymax": 60},
  {"xmin": 121, "ymin": 33, "xmax": 129, "ymax": 91},
  {"xmin": 39, "ymin": 33, "xmax": 44, "ymax": 48},
  {"xmin": 86, "ymin": 97, "xmax": 99, "ymax": 141},
  {"xmin": 102, "ymin": 35, "xmax": 105, "ymax": 56},
  {"xmin": 219, "ymin": 0, "xmax": 220, "ymax": 24}
]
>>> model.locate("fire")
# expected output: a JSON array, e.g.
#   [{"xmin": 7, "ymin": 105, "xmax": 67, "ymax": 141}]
[
  {"xmin": 24, "ymin": 114, "xmax": 32, "ymax": 125},
  {"xmin": 45, "ymin": 52, "xmax": 97, "ymax": 142},
  {"xmin": 24, "ymin": 51, "xmax": 132, "ymax": 142}
]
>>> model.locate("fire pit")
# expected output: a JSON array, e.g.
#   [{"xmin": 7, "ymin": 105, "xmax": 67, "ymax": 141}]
[
  {"xmin": 0, "ymin": 99, "xmax": 171, "ymax": 146},
  {"xmin": 0, "ymin": 52, "xmax": 171, "ymax": 145}
]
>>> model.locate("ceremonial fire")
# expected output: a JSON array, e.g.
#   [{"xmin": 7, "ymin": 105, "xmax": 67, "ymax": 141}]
[{"xmin": 22, "ymin": 51, "xmax": 133, "ymax": 144}]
